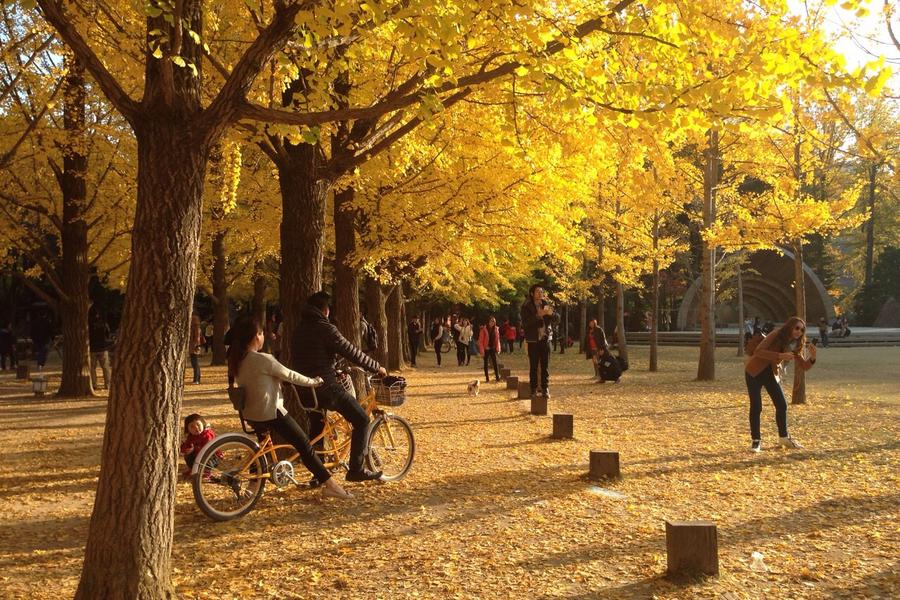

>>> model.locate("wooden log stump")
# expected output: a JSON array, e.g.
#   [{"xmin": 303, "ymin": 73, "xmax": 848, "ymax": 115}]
[
  {"xmin": 552, "ymin": 413, "xmax": 573, "ymax": 439},
  {"xmin": 588, "ymin": 450, "xmax": 620, "ymax": 480},
  {"xmin": 500, "ymin": 368, "xmax": 511, "ymax": 380},
  {"xmin": 497, "ymin": 363, "xmax": 505, "ymax": 371},
  {"xmin": 517, "ymin": 380, "xmax": 531, "ymax": 400},
  {"xmin": 665, "ymin": 520, "xmax": 718, "ymax": 576},
  {"xmin": 506, "ymin": 376, "xmax": 519, "ymax": 390},
  {"xmin": 16, "ymin": 364, "xmax": 30, "ymax": 380},
  {"xmin": 530, "ymin": 395, "xmax": 547, "ymax": 415}
]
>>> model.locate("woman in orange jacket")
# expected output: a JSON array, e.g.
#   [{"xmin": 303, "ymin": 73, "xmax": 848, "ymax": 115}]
[{"xmin": 744, "ymin": 316, "xmax": 817, "ymax": 452}]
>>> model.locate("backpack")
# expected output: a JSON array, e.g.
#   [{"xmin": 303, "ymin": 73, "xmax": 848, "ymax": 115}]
[{"xmin": 745, "ymin": 332, "xmax": 764, "ymax": 356}]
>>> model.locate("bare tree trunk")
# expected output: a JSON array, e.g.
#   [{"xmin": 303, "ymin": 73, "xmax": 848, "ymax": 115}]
[
  {"xmin": 597, "ymin": 280, "xmax": 606, "ymax": 331},
  {"xmin": 57, "ymin": 57, "xmax": 93, "ymax": 397},
  {"xmin": 864, "ymin": 162, "xmax": 877, "ymax": 287},
  {"xmin": 615, "ymin": 281, "xmax": 628, "ymax": 365},
  {"xmin": 210, "ymin": 231, "xmax": 228, "ymax": 365},
  {"xmin": 650, "ymin": 212, "xmax": 659, "ymax": 372},
  {"xmin": 736, "ymin": 260, "xmax": 745, "ymax": 357},
  {"xmin": 386, "ymin": 284, "xmax": 404, "ymax": 371},
  {"xmin": 400, "ymin": 286, "xmax": 410, "ymax": 363},
  {"xmin": 76, "ymin": 127, "xmax": 208, "ymax": 600},
  {"xmin": 278, "ymin": 145, "xmax": 327, "ymax": 368},
  {"xmin": 365, "ymin": 277, "xmax": 389, "ymax": 366},
  {"xmin": 332, "ymin": 186, "xmax": 361, "ymax": 346},
  {"xmin": 791, "ymin": 239, "xmax": 807, "ymax": 404},
  {"xmin": 252, "ymin": 271, "xmax": 267, "ymax": 330},
  {"xmin": 697, "ymin": 129, "xmax": 718, "ymax": 381},
  {"xmin": 579, "ymin": 298, "xmax": 587, "ymax": 352}
]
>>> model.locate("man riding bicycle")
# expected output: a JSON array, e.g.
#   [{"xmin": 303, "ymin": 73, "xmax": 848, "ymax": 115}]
[{"xmin": 291, "ymin": 291, "xmax": 387, "ymax": 482}]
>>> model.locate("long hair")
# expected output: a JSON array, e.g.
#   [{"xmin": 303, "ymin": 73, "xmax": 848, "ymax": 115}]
[
  {"xmin": 772, "ymin": 316, "xmax": 807, "ymax": 352},
  {"xmin": 226, "ymin": 316, "xmax": 262, "ymax": 383}
]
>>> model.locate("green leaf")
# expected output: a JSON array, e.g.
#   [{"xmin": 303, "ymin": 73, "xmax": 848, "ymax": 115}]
[{"xmin": 145, "ymin": 4, "xmax": 163, "ymax": 17}]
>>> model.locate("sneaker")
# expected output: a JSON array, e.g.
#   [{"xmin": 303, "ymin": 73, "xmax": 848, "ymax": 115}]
[
  {"xmin": 750, "ymin": 440, "xmax": 762, "ymax": 453},
  {"xmin": 778, "ymin": 436, "xmax": 803, "ymax": 449},
  {"xmin": 345, "ymin": 469, "xmax": 383, "ymax": 482}
]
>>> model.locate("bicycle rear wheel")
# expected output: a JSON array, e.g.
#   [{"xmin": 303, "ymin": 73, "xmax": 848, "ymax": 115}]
[
  {"xmin": 366, "ymin": 414, "xmax": 415, "ymax": 481},
  {"xmin": 192, "ymin": 434, "xmax": 267, "ymax": 521}
]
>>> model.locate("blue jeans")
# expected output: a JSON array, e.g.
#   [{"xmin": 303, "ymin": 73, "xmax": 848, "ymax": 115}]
[
  {"xmin": 190, "ymin": 353, "xmax": 200, "ymax": 383},
  {"xmin": 746, "ymin": 368, "xmax": 788, "ymax": 440}
]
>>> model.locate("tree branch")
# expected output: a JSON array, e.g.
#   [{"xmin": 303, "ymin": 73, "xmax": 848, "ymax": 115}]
[{"xmin": 34, "ymin": 0, "xmax": 139, "ymax": 123}]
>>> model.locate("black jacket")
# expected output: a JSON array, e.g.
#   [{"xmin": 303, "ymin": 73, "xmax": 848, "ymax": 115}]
[
  {"xmin": 520, "ymin": 299, "xmax": 560, "ymax": 343},
  {"xmin": 89, "ymin": 319, "xmax": 111, "ymax": 352},
  {"xmin": 291, "ymin": 306, "xmax": 380, "ymax": 387}
]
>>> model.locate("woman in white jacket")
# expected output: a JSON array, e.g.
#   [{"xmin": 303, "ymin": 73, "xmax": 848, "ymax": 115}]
[{"xmin": 227, "ymin": 316, "xmax": 352, "ymax": 499}]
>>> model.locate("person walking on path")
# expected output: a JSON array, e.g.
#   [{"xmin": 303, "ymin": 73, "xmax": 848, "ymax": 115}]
[
  {"xmin": 0, "ymin": 321, "xmax": 16, "ymax": 371},
  {"xmin": 521, "ymin": 284, "xmax": 560, "ymax": 398},
  {"xmin": 30, "ymin": 312, "xmax": 52, "ymax": 371},
  {"xmin": 188, "ymin": 313, "xmax": 204, "ymax": 384},
  {"xmin": 454, "ymin": 317, "xmax": 473, "ymax": 366},
  {"xmin": 228, "ymin": 315, "xmax": 352, "ymax": 499},
  {"xmin": 407, "ymin": 317, "xmax": 422, "ymax": 367},
  {"xmin": 478, "ymin": 316, "xmax": 502, "ymax": 383},
  {"xmin": 744, "ymin": 316, "xmax": 817, "ymax": 452},
  {"xmin": 89, "ymin": 309, "xmax": 112, "ymax": 390},
  {"xmin": 430, "ymin": 317, "xmax": 444, "ymax": 366},
  {"xmin": 817, "ymin": 317, "xmax": 829, "ymax": 348},
  {"xmin": 291, "ymin": 291, "xmax": 387, "ymax": 482}
]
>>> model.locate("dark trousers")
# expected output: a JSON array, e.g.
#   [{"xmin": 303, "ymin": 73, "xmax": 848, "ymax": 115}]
[
  {"xmin": 434, "ymin": 341, "xmax": 442, "ymax": 365},
  {"xmin": 483, "ymin": 349, "xmax": 499, "ymax": 382},
  {"xmin": 34, "ymin": 343, "xmax": 48, "ymax": 367},
  {"xmin": 311, "ymin": 384, "xmax": 371, "ymax": 473},
  {"xmin": 190, "ymin": 353, "xmax": 201, "ymax": 383},
  {"xmin": 527, "ymin": 339, "xmax": 550, "ymax": 393},
  {"xmin": 251, "ymin": 411, "xmax": 331, "ymax": 482},
  {"xmin": 746, "ymin": 368, "xmax": 789, "ymax": 440},
  {"xmin": 408, "ymin": 335, "xmax": 419, "ymax": 365},
  {"xmin": 456, "ymin": 341, "xmax": 467, "ymax": 366}
]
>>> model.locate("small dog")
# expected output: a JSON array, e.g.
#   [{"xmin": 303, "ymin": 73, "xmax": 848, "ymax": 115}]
[{"xmin": 467, "ymin": 380, "xmax": 480, "ymax": 396}]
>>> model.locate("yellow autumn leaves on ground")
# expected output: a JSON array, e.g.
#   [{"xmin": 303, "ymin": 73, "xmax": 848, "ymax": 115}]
[{"xmin": 1, "ymin": 345, "xmax": 897, "ymax": 599}]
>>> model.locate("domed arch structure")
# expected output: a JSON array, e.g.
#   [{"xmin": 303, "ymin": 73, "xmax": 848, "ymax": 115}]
[{"xmin": 677, "ymin": 248, "xmax": 835, "ymax": 330}]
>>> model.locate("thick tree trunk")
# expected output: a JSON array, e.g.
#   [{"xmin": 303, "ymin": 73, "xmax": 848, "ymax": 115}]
[
  {"xmin": 57, "ymin": 57, "xmax": 93, "ymax": 397},
  {"xmin": 252, "ymin": 271, "xmax": 267, "ymax": 330},
  {"xmin": 615, "ymin": 281, "xmax": 628, "ymax": 365},
  {"xmin": 386, "ymin": 284, "xmax": 404, "ymax": 371},
  {"xmin": 650, "ymin": 214, "xmax": 659, "ymax": 372},
  {"xmin": 332, "ymin": 187, "xmax": 361, "ymax": 347},
  {"xmin": 210, "ymin": 231, "xmax": 228, "ymax": 365},
  {"xmin": 76, "ymin": 126, "xmax": 207, "ymax": 599},
  {"xmin": 791, "ymin": 239, "xmax": 807, "ymax": 405},
  {"xmin": 736, "ymin": 260, "xmax": 745, "ymax": 357},
  {"xmin": 697, "ymin": 130, "xmax": 718, "ymax": 381},
  {"xmin": 278, "ymin": 144, "xmax": 327, "ymax": 367},
  {"xmin": 365, "ymin": 277, "xmax": 389, "ymax": 366}
]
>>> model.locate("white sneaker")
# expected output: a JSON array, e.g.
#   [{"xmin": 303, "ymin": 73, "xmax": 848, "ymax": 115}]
[
  {"xmin": 778, "ymin": 436, "xmax": 803, "ymax": 449},
  {"xmin": 750, "ymin": 440, "xmax": 762, "ymax": 453}
]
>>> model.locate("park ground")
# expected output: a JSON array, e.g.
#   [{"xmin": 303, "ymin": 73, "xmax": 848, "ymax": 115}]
[{"xmin": 0, "ymin": 345, "xmax": 898, "ymax": 599}]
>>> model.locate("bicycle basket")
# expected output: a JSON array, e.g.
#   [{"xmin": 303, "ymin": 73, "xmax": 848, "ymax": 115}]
[
  {"xmin": 374, "ymin": 375, "xmax": 406, "ymax": 406},
  {"xmin": 227, "ymin": 386, "xmax": 247, "ymax": 411}
]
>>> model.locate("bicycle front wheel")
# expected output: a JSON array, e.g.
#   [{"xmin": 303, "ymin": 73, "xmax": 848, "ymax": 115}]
[
  {"xmin": 366, "ymin": 414, "xmax": 415, "ymax": 481},
  {"xmin": 192, "ymin": 434, "xmax": 267, "ymax": 521}
]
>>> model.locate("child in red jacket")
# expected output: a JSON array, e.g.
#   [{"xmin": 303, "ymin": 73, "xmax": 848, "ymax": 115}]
[{"xmin": 180, "ymin": 413, "xmax": 216, "ymax": 477}]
